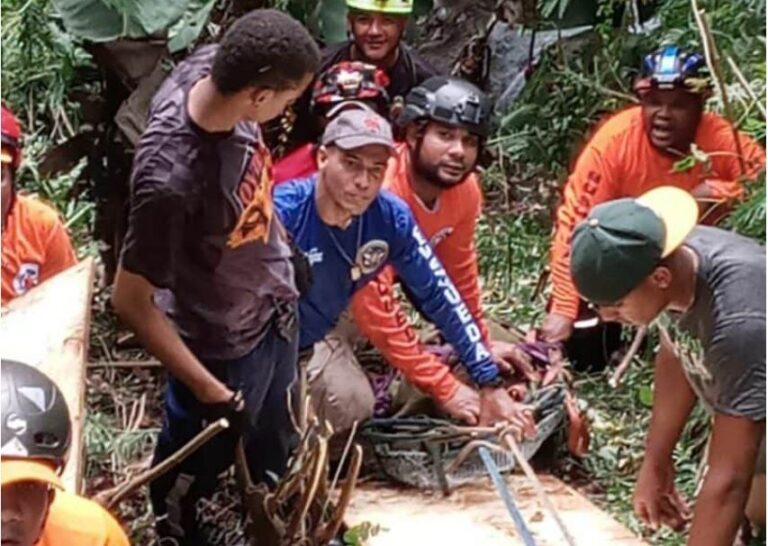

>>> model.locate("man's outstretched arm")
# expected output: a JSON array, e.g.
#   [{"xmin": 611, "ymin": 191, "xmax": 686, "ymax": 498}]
[{"xmin": 687, "ymin": 413, "xmax": 763, "ymax": 545}]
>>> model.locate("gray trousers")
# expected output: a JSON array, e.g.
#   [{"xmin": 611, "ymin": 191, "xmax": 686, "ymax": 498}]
[{"xmin": 304, "ymin": 313, "xmax": 376, "ymax": 435}]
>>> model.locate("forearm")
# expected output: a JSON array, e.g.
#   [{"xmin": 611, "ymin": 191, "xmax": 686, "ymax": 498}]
[
  {"xmin": 549, "ymin": 216, "xmax": 583, "ymax": 320},
  {"xmin": 112, "ymin": 269, "xmax": 229, "ymax": 403},
  {"xmin": 350, "ymin": 276, "xmax": 460, "ymax": 403},
  {"xmin": 645, "ymin": 333, "xmax": 697, "ymax": 461},
  {"xmin": 687, "ymin": 412, "xmax": 763, "ymax": 545},
  {"xmin": 400, "ymin": 225, "xmax": 500, "ymax": 386},
  {"xmin": 687, "ymin": 471, "xmax": 753, "ymax": 546}
]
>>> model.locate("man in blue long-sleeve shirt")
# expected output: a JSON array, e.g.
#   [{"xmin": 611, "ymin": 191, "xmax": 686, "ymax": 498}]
[{"xmin": 274, "ymin": 108, "xmax": 535, "ymax": 437}]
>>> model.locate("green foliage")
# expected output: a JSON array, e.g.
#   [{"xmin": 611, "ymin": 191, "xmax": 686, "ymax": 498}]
[
  {"xmin": 728, "ymin": 172, "xmax": 766, "ymax": 241},
  {"xmin": 51, "ymin": 0, "xmax": 189, "ymax": 42},
  {"xmin": 343, "ymin": 521, "xmax": 385, "ymax": 545},
  {"xmin": 1, "ymin": 0, "xmax": 95, "ymax": 247},
  {"xmin": 573, "ymin": 362, "xmax": 712, "ymax": 546},
  {"xmin": 167, "ymin": 0, "xmax": 218, "ymax": 53},
  {"xmin": 494, "ymin": 0, "xmax": 767, "ymax": 183}
]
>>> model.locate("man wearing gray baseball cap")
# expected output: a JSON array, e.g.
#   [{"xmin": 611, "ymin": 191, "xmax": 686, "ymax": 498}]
[{"xmin": 273, "ymin": 109, "xmax": 533, "ymax": 438}]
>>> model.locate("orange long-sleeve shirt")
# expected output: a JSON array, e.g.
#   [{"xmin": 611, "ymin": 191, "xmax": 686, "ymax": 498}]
[
  {"xmin": 351, "ymin": 143, "xmax": 489, "ymax": 404},
  {"xmin": 550, "ymin": 106, "xmax": 765, "ymax": 319},
  {"xmin": 2, "ymin": 194, "xmax": 77, "ymax": 305}
]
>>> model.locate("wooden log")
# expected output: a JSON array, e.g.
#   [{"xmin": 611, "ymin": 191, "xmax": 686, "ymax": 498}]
[
  {"xmin": 1, "ymin": 259, "xmax": 96, "ymax": 492},
  {"xmin": 346, "ymin": 475, "xmax": 649, "ymax": 546}
]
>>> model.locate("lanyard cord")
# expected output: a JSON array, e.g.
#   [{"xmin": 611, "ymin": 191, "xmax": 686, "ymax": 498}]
[{"xmin": 324, "ymin": 216, "xmax": 364, "ymax": 279}]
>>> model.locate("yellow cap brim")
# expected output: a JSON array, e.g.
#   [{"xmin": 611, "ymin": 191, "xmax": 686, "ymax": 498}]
[
  {"xmin": 637, "ymin": 186, "xmax": 699, "ymax": 257},
  {"xmin": 1, "ymin": 148, "xmax": 13, "ymax": 164},
  {"xmin": 1, "ymin": 459, "xmax": 64, "ymax": 489}
]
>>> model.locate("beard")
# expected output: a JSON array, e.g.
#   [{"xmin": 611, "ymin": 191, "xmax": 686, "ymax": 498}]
[{"xmin": 411, "ymin": 150, "xmax": 470, "ymax": 189}]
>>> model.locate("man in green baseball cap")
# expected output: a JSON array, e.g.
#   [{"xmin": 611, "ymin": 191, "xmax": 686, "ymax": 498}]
[{"xmin": 571, "ymin": 186, "xmax": 766, "ymax": 544}]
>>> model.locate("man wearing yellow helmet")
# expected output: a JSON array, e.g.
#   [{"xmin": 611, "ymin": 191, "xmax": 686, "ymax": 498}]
[{"xmin": 323, "ymin": 0, "xmax": 439, "ymax": 104}]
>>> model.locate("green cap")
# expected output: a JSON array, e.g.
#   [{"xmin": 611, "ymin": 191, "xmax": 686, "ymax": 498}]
[{"xmin": 570, "ymin": 186, "xmax": 699, "ymax": 305}]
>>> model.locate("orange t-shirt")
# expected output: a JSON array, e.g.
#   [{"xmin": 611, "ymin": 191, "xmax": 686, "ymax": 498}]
[
  {"xmin": 350, "ymin": 143, "xmax": 489, "ymax": 403},
  {"xmin": 1, "ymin": 194, "xmax": 77, "ymax": 306},
  {"xmin": 36, "ymin": 491, "xmax": 130, "ymax": 546},
  {"xmin": 550, "ymin": 106, "xmax": 765, "ymax": 319}
]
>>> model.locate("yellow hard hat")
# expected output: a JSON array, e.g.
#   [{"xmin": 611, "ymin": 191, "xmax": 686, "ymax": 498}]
[{"xmin": 346, "ymin": 0, "xmax": 413, "ymax": 15}]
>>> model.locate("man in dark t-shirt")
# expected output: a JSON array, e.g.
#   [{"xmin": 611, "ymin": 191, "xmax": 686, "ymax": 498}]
[
  {"xmin": 570, "ymin": 186, "xmax": 765, "ymax": 544},
  {"xmin": 111, "ymin": 10, "xmax": 320, "ymax": 545}
]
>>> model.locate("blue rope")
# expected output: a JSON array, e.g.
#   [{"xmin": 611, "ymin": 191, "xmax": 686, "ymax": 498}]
[{"xmin": 478, "ymin": 446, "xmax": 538, "ymax": 546}]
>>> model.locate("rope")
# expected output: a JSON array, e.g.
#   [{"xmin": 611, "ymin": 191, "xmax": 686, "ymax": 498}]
[{"xmin": 478, "ymin": 446, "xmax": 537, "ymax": 546}]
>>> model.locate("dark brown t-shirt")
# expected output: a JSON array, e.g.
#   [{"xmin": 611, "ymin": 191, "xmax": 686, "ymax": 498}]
[{"xmin": 120, "ymin": 45, "xmax": 297, "ymax": 360}]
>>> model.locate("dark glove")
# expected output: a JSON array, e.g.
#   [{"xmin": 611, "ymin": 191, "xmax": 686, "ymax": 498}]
[{"xmin": 202, "ymin": 390, "xmax": 247, "ymax": 435}]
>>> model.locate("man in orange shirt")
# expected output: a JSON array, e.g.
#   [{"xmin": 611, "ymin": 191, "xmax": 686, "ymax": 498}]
[
  {"xmin": 1, "ymin": 103, "xmax": 77, "ymax": 305},
  {"xmin": 540, "ymin": 45, "xmax": 765, "ymax": 343},
  {"xmin": 1, "ymin": 359, "xmax": 130, "ymax": 546},
  {"xmin": 347, "ymin": 76, "xmax": 534, "ymax": 425}
]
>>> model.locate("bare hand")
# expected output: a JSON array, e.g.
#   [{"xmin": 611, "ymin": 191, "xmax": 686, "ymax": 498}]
[
  {"xmin": 633, "ymin": 458, "xmax": 691, "ymax": 532},
  {"xmin": 490, "ymin": 340, "xmax": 539, "ymax": 382},
  {"xmin": 539, "ymin": 313, "xmax": 574, "ymax": 343},
  {"xmin": 439, "ymin": 383, "xmax": 481, "ymax": 425},
  {"xmin": 479, "ymin": 387, "xmax": 537, "ymax": 440}
]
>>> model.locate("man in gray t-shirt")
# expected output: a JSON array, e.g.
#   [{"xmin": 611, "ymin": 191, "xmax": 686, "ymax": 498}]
[
  {"xmin": 570, "ymin": 186, "xmax": 765, "ymax": 544},
  {"xmin": 111, "ymin": 10, "xmax": 320, "ymax": 545}
]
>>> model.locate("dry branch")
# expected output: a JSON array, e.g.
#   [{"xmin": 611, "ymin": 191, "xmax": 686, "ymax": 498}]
[
  {"xmin": 691, "ymin": 0, "xmax": 747, "ymax": 176},
  {"xmin": 609, "ymin": 326, "xmax": 648, "ymax": 388},
  {"xmin": 95, "ymin": 418, "xmax": 229, "ymax": 510}
]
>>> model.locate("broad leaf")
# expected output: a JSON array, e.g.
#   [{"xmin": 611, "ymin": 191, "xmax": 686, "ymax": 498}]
[
  {"xmin": 52, "ymin": 0, "xmax": 189, "ymax": 42},
  {"xmin": 168, "ymin": 0, "xmax": 216, "ymax": 53}
]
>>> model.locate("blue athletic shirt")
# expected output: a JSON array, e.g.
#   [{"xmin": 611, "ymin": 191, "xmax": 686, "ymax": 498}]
[{"xmin": 273, "ymin": 176, "xmax": 500, "ymax": 386}]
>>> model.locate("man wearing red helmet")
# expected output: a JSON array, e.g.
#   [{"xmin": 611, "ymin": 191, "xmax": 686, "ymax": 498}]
[
  {"xmin": 273, "ymin": 61, "xmax": 391, "ymax": 184},
  {"xmin": 539, "ymin": 45, "xmax": 765, "ymax": 344},
  {"xmin": 1, "ymin": 104, "xmax": 77, "ymax": 306}
]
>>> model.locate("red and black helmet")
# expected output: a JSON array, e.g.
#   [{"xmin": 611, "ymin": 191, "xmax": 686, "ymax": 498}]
[
  {"xmin": 1, "ymin": 103, "xmax": 23, "ymax": 170},
  {"xmin": 310, "ymin": 61, "xmax": 391, "ymax": 117}
]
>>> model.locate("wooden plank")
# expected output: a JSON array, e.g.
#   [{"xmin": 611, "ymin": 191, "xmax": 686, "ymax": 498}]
[
  {"xmin": 346, "ymin": 474, "xmax": 648, "ymax": 546},
  {"xmin": 1, "ymin": 259, "xmax": 96, "ymax": 493}
]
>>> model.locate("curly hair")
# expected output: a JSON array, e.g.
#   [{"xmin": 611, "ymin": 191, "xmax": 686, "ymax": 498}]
[{"xmin": 212, "ymin": 9, "xmax": 321, "ymax": 95}]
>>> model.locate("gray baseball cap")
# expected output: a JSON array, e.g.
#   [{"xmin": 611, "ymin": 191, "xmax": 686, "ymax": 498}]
[{"xmin": 321, "ymin": 109, "xmax": 394, "ymax": 151}]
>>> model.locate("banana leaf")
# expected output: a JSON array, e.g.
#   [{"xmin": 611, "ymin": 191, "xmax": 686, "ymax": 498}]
[{"xmin": 52, "ymin": 0, "xmax": 189, "ymax": 42}]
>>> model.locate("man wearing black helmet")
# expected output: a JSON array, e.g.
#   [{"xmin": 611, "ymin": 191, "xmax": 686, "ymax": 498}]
[
  {"xmin": 1, "ymin": 360, "xmax": 130, "ymax": 546},
  {"xmin": 540, "ymin": 45, "xmax": 765, "ymax": 345},
  {"xmin": 350, "ymin": 76, "xmax": 537, "ymax": 427}
]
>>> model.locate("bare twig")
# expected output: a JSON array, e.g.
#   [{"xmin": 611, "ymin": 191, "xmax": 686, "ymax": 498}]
[
  {"xmin": 96, "ymin": 418, "xmax": 229, "ymax": 510},
  {"xmin": 316, "ymin": 444, "xmax": 363, "ymax": 544},
  {"xmin": 324, "ymin": 420, "xmax": 359, "ymax": 514},
  {"xmin": 500, "ymin": 429, "xmax": 578, "ymax": 546},
  {"xmin": 691, "ymin": 0, "xmax": 748, "ymax": 176},
  {"xmin": 726, "ymin": 55, "xmax": 767, "ymax": 120},
  {"xmin": 609, "ymin": 326, "xmax": 648, "ymax": 388}
]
